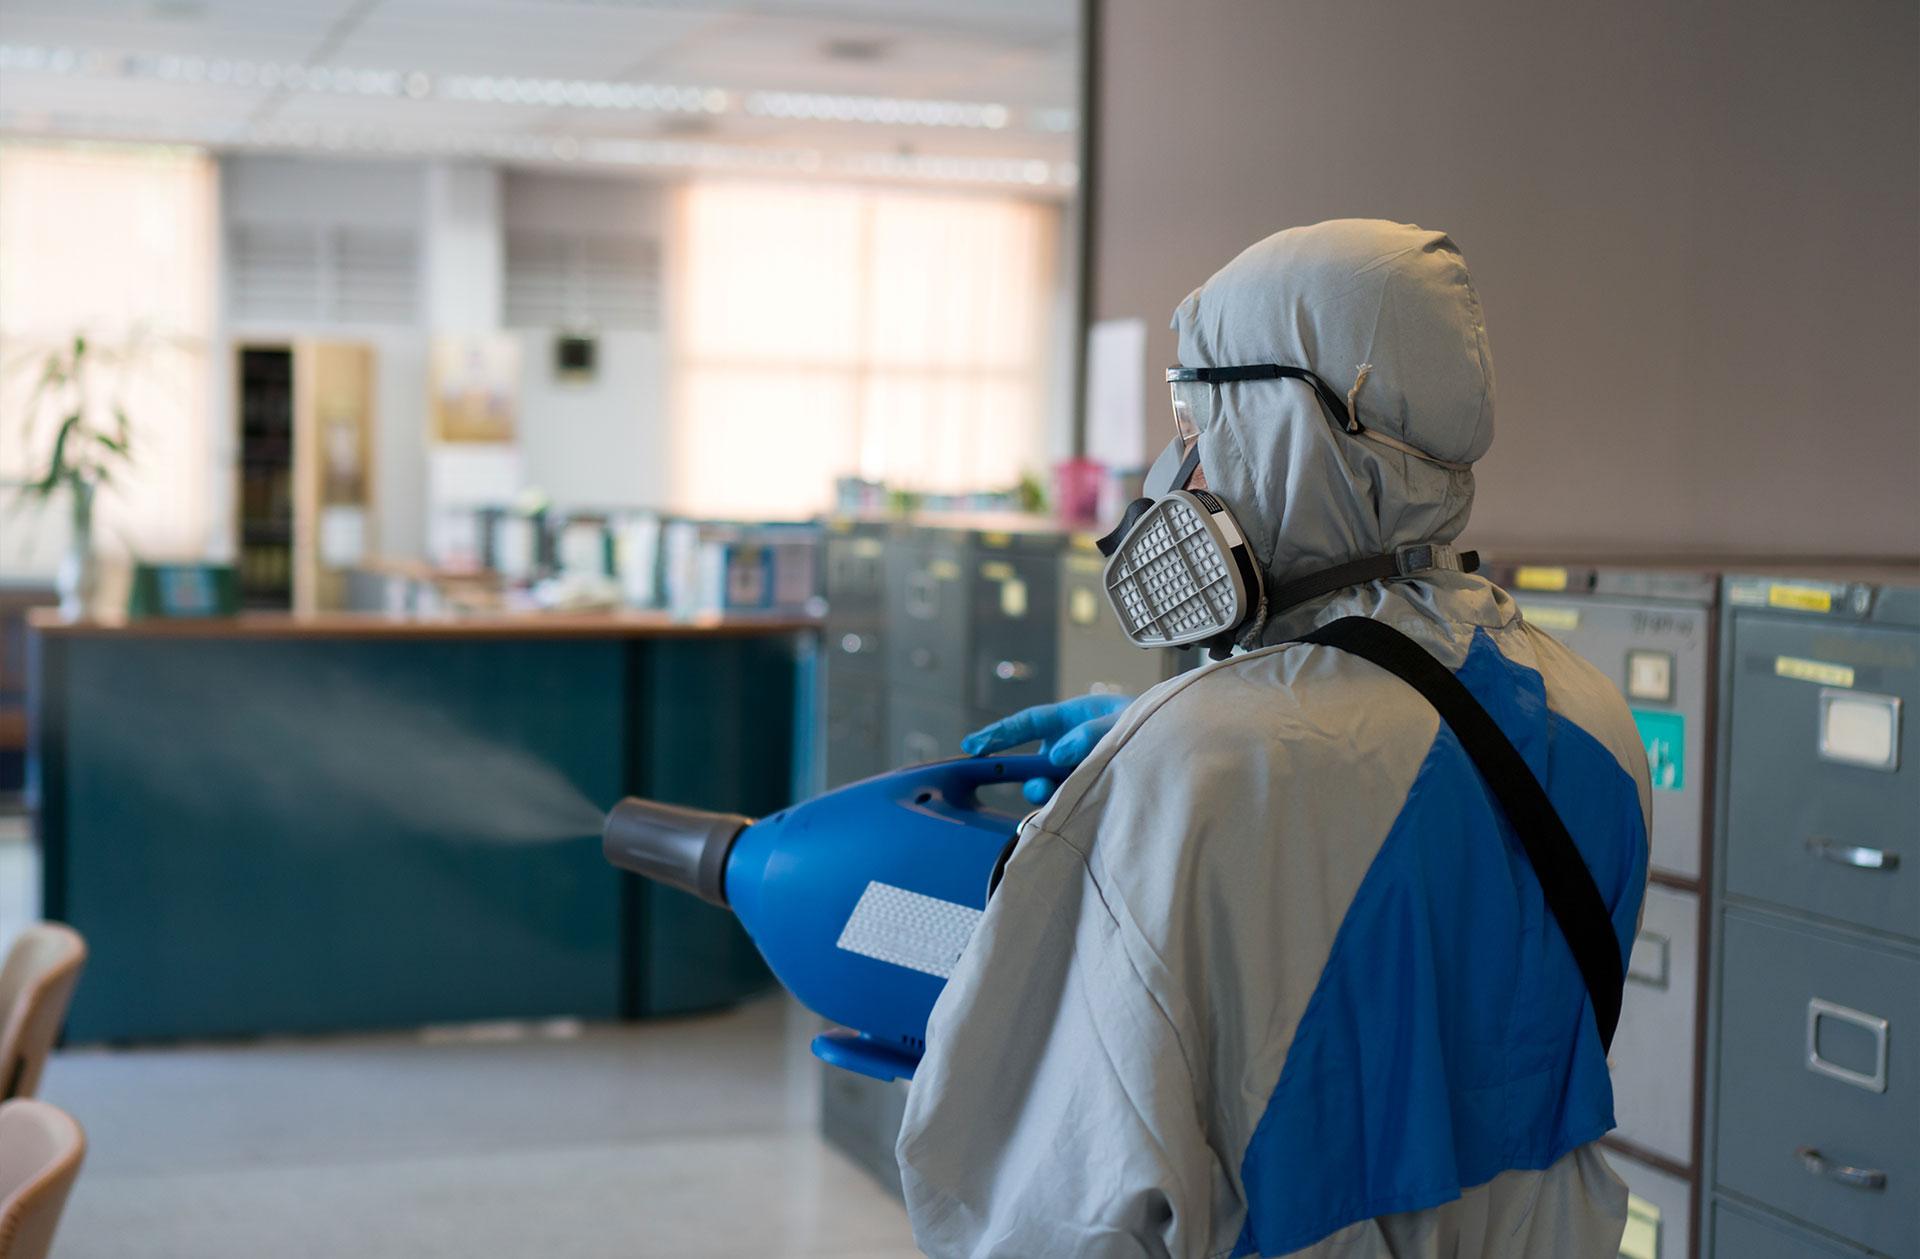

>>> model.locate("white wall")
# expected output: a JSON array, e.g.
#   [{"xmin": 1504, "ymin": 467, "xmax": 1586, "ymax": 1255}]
[
  {"xmin": 215, "ymin": 159, "xmax": 677, "ymax": 558},
  {"xmin": 213, "ymin": 158, "xmax": 1077, "ymax": 549},
  {"xmin": 503, "ymin": 170, "xmax": 672, "ymax": 512},
  {"xmin": 1093, "ymin": 0, "xmax": 1920, "ymax": 558},
  {"xmin": 513, "ymin": 329, "xmax": 670, "ymax": 510}
]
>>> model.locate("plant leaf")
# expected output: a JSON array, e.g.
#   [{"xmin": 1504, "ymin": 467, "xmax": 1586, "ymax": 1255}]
[
  {"xmin": 33, "ymin": 413, "xmax": 83, "ymax": 494},
  {"xmin": 16, "ymin": 353, "xmax": 65, "ymax": 447}
]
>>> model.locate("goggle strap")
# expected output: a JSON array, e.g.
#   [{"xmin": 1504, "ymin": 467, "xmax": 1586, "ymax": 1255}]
[{"xmin": 1171, "ymin": 363, "xmax": 1359, "ymax": 434}]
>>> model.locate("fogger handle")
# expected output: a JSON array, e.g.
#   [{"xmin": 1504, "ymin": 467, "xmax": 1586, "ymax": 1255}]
[{"xmin": 602, "ymin": 798, "xmax": 751, "ymax": 907}]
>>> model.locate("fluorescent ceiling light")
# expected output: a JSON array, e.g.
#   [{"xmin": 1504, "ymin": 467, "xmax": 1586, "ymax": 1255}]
[
  {"xmin": 0, "ymin": 105, "xmax": 1079, "ymax": 190},
  {"xmin": 0, "ymin": 43, "xmax": 1071, "ymax": 133}
]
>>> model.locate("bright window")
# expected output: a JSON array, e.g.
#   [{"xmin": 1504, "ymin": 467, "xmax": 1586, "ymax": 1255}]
[
  {"xmin": 669, "ymin": 181, "xmax": 1060, "ymax": 519},
  {"xmin": 0, "ymin": 143, "xmax": 217, "ymax": 563}
]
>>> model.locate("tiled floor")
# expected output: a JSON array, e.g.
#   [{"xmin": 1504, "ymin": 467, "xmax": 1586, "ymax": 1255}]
[{"xmin": 36, "ymin": 996, "xmax": 922, "ymax": 1259}]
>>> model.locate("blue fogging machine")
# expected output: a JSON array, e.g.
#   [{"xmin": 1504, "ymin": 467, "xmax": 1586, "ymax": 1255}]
[{"xmin": 602, "ymin": 755, "xmax": 1048, "ymax": 1082}]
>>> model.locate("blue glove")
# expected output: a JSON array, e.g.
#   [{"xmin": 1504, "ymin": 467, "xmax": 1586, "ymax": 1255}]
[{"xmin": 961, "ymin": 693, "xmax": 1134, "ymax": 804}]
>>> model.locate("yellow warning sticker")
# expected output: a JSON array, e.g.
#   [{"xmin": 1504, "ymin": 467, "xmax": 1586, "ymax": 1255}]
[
  {"xmin": 1514, "ymin": 566, "xmax": 1570, "ymax": 592},
  {"xmin": 1768, "ymin": 584, "xmax": 1833, "ymax": 613},
  {"xmin": 979, "ymin": 560, "xmax": 1016, "ymax": 582},
  {"xmin": 928, "ymin": 559, "xmax": 961, "ymax": 581},
  {"xmin": 979, "ymin": 531, "xmax": 1012, "ymax": 549},
  {"xmin": 1775, "ymin": 655, "xmax": 1855, "ymax": 689},
  {"xmin": 850, "ymin": 538, "xmax": 884, "ymax": 558},
  {"xmin": 1525, "ymin": 605, "xmax": 1581, "ymax": 632}
]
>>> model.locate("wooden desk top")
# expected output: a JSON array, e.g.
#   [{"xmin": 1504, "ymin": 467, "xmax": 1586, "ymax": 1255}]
[{"xmin": 27, "ymin": 608, "xmax": 821, "ymax": 642}]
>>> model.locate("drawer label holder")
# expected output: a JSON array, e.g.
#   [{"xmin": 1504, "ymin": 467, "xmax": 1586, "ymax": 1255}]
[
  {"xmin": 1805, "ymin": 996, "xmax": 1889, "ymax": 1094},
  {"xmin": 1775, "ymin": 655, "xmax": 1856, "ymax": 689}
]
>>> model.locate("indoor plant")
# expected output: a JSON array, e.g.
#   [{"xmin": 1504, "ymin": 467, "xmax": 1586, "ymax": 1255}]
[{"xmin": 9, "ymin": 333, "xmax": 135, "ymax": 616}]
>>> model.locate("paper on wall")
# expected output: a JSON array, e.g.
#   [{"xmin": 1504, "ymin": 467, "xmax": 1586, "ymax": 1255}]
[
  {"xmin": 318, "ymin": 505, "xmax": 368, "ymax": 568},
  {"xmin": 1085, "ymin": 317, "xmax": 1148, "ymax": 470}
]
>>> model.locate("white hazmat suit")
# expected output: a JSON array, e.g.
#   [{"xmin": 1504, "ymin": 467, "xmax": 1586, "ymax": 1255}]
[{"xmin": 897, "ymin": 220, "xmax": 1652, "ymax": 1258}]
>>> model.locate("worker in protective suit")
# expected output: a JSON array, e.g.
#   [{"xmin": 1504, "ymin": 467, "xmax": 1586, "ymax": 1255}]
[{"xmin": 897, "ymin": 219, "xmax": 1651, "ymax": 1258}]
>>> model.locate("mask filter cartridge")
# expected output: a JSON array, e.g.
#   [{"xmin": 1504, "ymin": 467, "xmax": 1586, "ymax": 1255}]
[{"xmin": 1102, "ymin": 489, "xmax": 1261, "ymax": 650}]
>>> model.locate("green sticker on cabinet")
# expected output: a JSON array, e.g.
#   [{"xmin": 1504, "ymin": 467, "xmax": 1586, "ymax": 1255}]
[{"xmin": 1632, "ymin": 709, "xmax": 1685, "ymax": 792}]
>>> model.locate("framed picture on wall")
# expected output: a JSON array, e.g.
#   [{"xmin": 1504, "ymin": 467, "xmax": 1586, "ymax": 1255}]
[{"xmin": 429, "ymin": 335, "xmax": 521, "ymax": 444}]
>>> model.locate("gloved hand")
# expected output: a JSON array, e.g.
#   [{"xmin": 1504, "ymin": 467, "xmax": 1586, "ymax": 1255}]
[{"xmin": 961, "ymin": 692, "xmax": 1135, "ymax": 804}]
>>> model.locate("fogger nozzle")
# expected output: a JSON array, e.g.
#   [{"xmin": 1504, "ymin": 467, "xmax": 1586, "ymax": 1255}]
[{"xmin": 601, "ymin": 797, "xmax": 751, "ymax": 907}]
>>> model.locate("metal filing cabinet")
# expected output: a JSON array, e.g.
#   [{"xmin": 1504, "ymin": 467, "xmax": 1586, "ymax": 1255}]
[
  {"xmin": 824, "ymin": 519, "xmax": 1192, "ymax": 1197},
  {"xmin": 1711, "ymin": 1199, "xmax": 1880, "ymax": 1259},
  {"xmin": 971, "ymin": 529, "xmax": 1063, "ymax": 724},
  {"xmin": 1704, "ymin": 572, "xmax": 1920, "ymax": 1259},
  {"xmin": 830, "ymin": 520, "xmax": 1058, "ymax": 1196},
  {"xmin": 821, "ymin": 520, "xmax": 889, "ymax": 788},
  {"xmin": 885, "ymin": 526, "xmax": 972, "ymax": 707},
  {"xmin": 1498, "ymin": 562, "xmax": 1718, "ymax": 1259}
]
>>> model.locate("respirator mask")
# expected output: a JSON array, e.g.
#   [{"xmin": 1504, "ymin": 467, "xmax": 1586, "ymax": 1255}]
[{"xmin": 1096, "ymin": 363, "xmax": 1478, "ymax": 659}]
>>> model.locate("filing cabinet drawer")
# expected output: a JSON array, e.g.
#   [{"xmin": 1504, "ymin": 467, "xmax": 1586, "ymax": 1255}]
[
  {"xmin": 1715, "ymin": 911, "xmax": 1918, "ymax": 1257},
  {"xmin": 825, "ymin": 529, "xmax": 887, "ymax": 680},
  {"xmin": 972, "ymin": 548, "xmax": 1060, "ymax": 715},
  {"xmin": 1611, "ymin": 884, "xmax": 1701, "ymax": 1165},
  {"xmin": 886, "ymin": 536, "xmax": 970, "ymax": 700},
  {"xmin": 1712, "ymin": 1199, "xmax": 1874, "ymax": 1259},
  {"xmin": 825, "ymin": 672, "xmax": 887, "ymax": 789},
  {"xmin": 1606, "ymin": 1149, "xmax": 1692, "ymax": 1259},
  {"xmin": 1518, "ymin": 595, "xmax": 1710, "ymax": 880},
  {"xmin": 824, "ymin": 613, "xmax": 885, "ymax": 680},
  {"xmin": 824, "ymin": 532, "xmax": 887, "ymax": 608},
  {"xmin": 1725, "ymin": 617, "xmax": 1918, "ymax": 939},
  {"xmin": 888, "ymin": 691, "xmax": 972, "ymax": 769}
]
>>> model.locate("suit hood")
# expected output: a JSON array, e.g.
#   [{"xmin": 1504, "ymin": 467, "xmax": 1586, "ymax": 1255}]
[{"xmin": 1172, "ymin": 219, "xmax": 1495, "ymax": 646}]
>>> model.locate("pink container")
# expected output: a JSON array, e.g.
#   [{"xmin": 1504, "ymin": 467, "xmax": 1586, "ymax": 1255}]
[{"xmin": 1052, "ymin": 457, "xmax": 1107, "ymax": 525}]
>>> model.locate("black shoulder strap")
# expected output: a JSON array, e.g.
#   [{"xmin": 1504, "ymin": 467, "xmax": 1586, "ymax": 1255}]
[{"xmin": 1296, "ymin": 615, "xmax": 1625, "ymax": 1053}]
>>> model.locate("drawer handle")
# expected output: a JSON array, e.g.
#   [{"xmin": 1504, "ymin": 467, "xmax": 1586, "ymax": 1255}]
[
  {"xmin": 839, "ymin": 633, "xmax": 870, "ymax": 655},
  {"xmin": 1805, "ymin": 836, "xmax": 1899, "ymax": 871},
  {"xmin": 994, "ymin": 660, "xmax": 1033, "ymax": 682},
  {"xmin": 1806, "ymin": 997, "xmax": 1889, "ymax": 1093},
  {"xmin": 910, "ymin": 647, "xmax": 935, "ymax": 670},
  {"xmin": 1796, "ymin": 1146, "xmax": 1887, "ymax": 1191},
  {"xmin": 906, "ymin": 573, "xmax": 939, "ymax": 619}
]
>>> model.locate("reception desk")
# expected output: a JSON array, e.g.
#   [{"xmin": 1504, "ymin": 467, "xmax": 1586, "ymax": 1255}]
[{"xmin": 28, "ymin": 610, "xmax": 818, "ymax": 1043}]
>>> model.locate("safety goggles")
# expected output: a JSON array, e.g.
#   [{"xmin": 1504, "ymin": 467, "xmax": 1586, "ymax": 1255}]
[{"xmin": 1165, "ymin": 363, "xmax": 1469, "ymax": 469}]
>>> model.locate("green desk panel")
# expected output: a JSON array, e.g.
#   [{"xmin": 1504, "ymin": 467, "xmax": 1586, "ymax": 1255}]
[
  {"xmin": 626, "ymin": 636, "xmax": 802, "ymax": 1016},
  {"xmin": 33, "ymin": 631, "xmax": 803, "ymax": 1042}
]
